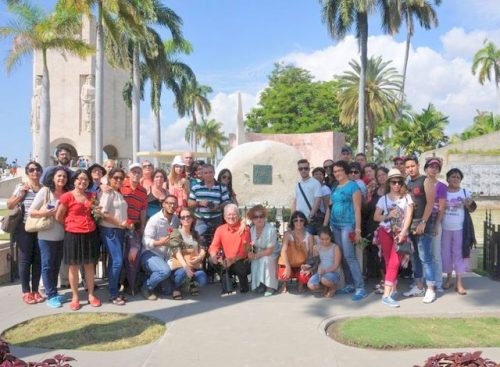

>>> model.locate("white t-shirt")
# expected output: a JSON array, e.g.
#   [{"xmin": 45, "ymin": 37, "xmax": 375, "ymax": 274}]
[
  {"xmin": 98, "ymin": 190, "xmax": 128, "ymax": 228},
  {"xmin": 376, "ymin": 194, "xmax": 414, "ymax": 230},
  {"xmin": 295, "ymin": 177, "xmax": 322, "ymax": 217},
  {"xmin": 443, "ymin": 189, "xmax": 471, "ymax": 231}
]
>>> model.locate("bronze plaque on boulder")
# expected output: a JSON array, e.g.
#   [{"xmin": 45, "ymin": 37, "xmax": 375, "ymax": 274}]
[{"xmin": 253, "ymin": 165, "xmax": 272, "ymax": 185}]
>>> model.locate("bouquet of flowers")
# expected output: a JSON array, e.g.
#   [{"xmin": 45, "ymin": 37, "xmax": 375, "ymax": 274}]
[{"xmin": 89, "ymin": 194, "xmax": 102, "ymax": 223}]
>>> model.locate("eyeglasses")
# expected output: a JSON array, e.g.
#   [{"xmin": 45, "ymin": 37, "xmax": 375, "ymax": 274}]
[
  {"xmin": 111, "ymin": 176, "xmax": 124, "ymax": 181},
  {"xmin": 253, "ymin": 214, "xmax": 265, "ymax": 219},
  {"xmin": 390, "ymin": 180, "xmax": 404, "ymax": 185},
  {"xmin": 179, "ymin": 215, "xmax": 192, "ymax": 220},
  {"xmin": 298, "ymin": 167, "xmax": 310, "ymax": 172},
  {"xmin": 323, "ymin": 165, "xmax": 333, "ymax": 170},
  {"xmin": 142, "ymin": 164, "xmax": 153, "ymax": 168},
  {"xmin": 350, "ymin": 170, "xmax": 360, "ymax": 174},
  {"xmin": 28, "ymin": 167, "xmax": 41, "ymax": 173},
  {"xmin": 293, "ymin": 218, "xmax": 305, "ymax": 223}
]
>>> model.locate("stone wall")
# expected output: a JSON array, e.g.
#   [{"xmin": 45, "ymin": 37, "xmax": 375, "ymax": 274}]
[
  {"xmin": 421, "ymin": 131, "xmax": 500, "ymax": 196},
  {"xmin": 0, "ymin": 177, "xmax": 21, "ymax": 198},
  {"xmin": 245, "ymin": 131, "xmax": 345, "ymax": 168}
]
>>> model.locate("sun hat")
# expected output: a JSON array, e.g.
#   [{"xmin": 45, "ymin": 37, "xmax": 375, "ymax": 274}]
[
  {"xmin": 87, "ymin": 163, "xmax": 106, "ymax": 176},
  {"xmin": 129, "ymin": 163, "xmax": 142, "ymax": 171},
  {"xmin": 171, "ymin": 155, "xmax": 185, "ymax": 166},
  {"xmin": 424, "ymin": 157, "xmax": 442, "ymax": 170},
  {"xmin": 387, "ymin": 168, "xmax": 403, "ymax": 180}
]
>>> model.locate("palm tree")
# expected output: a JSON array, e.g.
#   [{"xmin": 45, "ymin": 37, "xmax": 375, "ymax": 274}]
[
  {"xmin": 394, "ymin": 0, "xmax": 441, "ymax": 98},
  {"xmin": 0, "ymin": 1, "xmax": 93, "ymax": 166},
  {"xmin": 391, "ymin": 103, "xmax": 448, "ymax": 155},
  {"xmin": 198, "ymin": 118, "xmax": 228, "ymax": 163},
  {"xmin": 58, "ymin": 0, "xmax": 153, "ymax": 163},
  {"xmin": 472, "ymin": 39, "xmax": 500, "ymax": 113},
  {"xmin": 178, "ymin": 81, "xmax": 212, "ymax": 153},
  {"xmin": 456, "ymin": 110, "xmax": 500, "ymax": 141},
  {"xmin": 319, "ymin": 0, "xmax": 397, "ymax": 154},
  {"xmin": 337, "ymin": 56, "xmax": 402, "ymax": 156}
]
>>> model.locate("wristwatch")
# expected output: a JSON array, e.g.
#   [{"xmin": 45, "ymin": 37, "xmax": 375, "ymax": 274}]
[{"xmin": 421, "ymin": 219, "xmax": 427, "ymax": 224}]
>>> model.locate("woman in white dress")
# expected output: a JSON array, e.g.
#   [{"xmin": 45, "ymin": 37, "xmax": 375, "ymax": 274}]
[{"xmin": 247, "ymin": 205, "xmax": 278, "ymax": 296}]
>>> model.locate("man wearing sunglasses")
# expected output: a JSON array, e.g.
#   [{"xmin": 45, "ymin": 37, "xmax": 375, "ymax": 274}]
[{"xmin": 291, "ymin": 159, "xmax": 322, "ymax": 235}]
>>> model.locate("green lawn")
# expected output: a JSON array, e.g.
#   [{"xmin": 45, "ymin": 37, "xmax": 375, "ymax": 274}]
[
  {"xmin": 329, "ymin": 316, "xmax": 500, "ymax": 349},
  {"xmin": 2, "ymin": 313, "xmax": 166, "ymax": 351}
]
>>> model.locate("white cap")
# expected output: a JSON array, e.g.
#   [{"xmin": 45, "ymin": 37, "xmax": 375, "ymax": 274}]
[{"xmin": 171, "ymin": 155, "xmax": 185, "ymax": 166}]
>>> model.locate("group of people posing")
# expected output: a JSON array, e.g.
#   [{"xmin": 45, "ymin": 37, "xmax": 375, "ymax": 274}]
[{"xmin": 7, "ymin": 145, "xmax": 476, "ymax": 311}]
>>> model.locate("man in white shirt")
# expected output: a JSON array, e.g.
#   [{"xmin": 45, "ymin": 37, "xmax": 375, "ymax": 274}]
[{"xmin": 291, "ymin": 159, "xmax": 322, "ymax": 235}]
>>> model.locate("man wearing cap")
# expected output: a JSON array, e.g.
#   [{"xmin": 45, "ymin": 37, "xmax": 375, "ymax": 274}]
[
  {"xmin": 292, "ymin": 159, "xmax": 322, "ymax": 234},
  {"xmin": 121, "ymin": 163, "xmax": 148, "ymax": 234},
  {"xmin": 340, "ymin": 146, "xmax": 353, "ymax": 163},
  {"xmin": 403, "ymin": 156, "xmax": 437, "ymax": 303},
  {"xmin": 393, "ymin": 156, "xmax": 406, "ymax": 176},
  {"xmin": 424, "ymin": 157, "xmax": 447, "ymax": 293}
]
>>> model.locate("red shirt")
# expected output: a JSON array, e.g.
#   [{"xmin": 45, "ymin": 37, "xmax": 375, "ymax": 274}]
[
  {"xmin": 59, "ymin": 192, "xmax": 96, "ymax": 233},
  {"xmin": 209, "ymin": 223, "xmax": 250, "ymax": 260},
  {"xmin": 121, "ymin": 179, "xmax": 148, "ymax": 224}
]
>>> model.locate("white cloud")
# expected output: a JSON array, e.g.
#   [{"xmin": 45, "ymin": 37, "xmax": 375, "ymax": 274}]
[
  {"xmin": 281, "ymin": 30, "xmax": 499, "ymax": 134},
  {"xmin": 441, "ymin": 27, "xmax": 500, "ymax": 59}
]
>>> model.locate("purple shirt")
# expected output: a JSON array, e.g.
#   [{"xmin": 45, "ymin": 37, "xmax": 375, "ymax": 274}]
[{"xmin": 432, "ymin": 181, "xmax": 447, "ymax": 218}]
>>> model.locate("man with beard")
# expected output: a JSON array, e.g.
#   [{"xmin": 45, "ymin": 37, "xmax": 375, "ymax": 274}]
[{"xmin": 41, "ymin": 147, "xmax": 75, "ymax": 183}]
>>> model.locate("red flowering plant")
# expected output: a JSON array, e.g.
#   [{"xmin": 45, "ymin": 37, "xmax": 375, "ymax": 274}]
[{"xmin": 89, "ymin": 193, "xmax": 102, "ymax": 223}]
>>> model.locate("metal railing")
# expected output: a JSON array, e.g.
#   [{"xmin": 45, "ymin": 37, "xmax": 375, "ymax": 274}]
[{"xmin": 483, "ymin": 210, "xmax": 500, "ymax": 280}]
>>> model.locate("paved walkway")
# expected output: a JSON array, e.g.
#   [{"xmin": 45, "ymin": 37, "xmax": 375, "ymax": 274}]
[{"xmin": 1, "ymin": 274, "xmax": 500, "ymax": 367}]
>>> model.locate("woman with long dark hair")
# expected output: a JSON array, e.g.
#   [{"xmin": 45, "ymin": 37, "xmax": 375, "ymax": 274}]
[{"xmin": 218, "ymin": 168, "xmax": 238, "ymax": 205}]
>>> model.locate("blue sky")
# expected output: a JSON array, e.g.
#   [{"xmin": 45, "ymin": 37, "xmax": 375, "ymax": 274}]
[{"xmin": 1, "ymin": 0, "xmax": 499, "ymax": 163}]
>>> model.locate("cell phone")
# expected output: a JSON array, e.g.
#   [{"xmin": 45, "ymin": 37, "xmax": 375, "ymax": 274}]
[{"xmin": 47, "ymin": 204, "xmax": 55, "ymax": 210}]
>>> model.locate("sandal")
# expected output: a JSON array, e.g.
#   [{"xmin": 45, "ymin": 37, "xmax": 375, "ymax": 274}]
[
  {"xmin": 190, "ymin": 285, "xmax": 200, "ymax": 296},
  {"xmin": 33, "ymin": 291, "xmax": 45, "ymax": 303},
  {"xmin": 172, "ymin": 290, "xmax": 183, "ymax": 300},
  {"xmin": 88, "ymin": 295, "xmax": 102, "ymax": 307},
  {"xmin": 70, "ymin": 299, "xmax": 81, "ymax": 311},
  {"xmin": 111, "ymin": 296, "xmax": 126, "ymax": 305},
  {"xmin": 23, "ymin": 292, "xmax": 37, "ymax": 305},
  {"xmin": 324, "ymin": 289, "xmax": 335, "ymax": 298}
]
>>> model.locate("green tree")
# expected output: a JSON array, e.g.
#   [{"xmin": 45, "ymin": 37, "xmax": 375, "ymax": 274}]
[
  {"xmin": 0, "ymin": 1, "xmax": 93, "ymax": 166},
  {"xmin": 319, "ymin": 0, "xmax": 398, "ymax": 154},
  {"xmin": 177, "ymin": 81, "xmax": 212, "ymax": 153},
  {"xmin": 472, "ymin": 39, "xmax": 500, "ymax": 113},
  {"xmin": 394, "ymin": 0, "xmax": 441, "ymax": 99},
  {"xmin": 391, "ymin": 103, "xmax": 448, "ymax": 155},
  {"xmin": 198, "ymin": 118, "xmax": 228, "ymax": 162},
  {"xmin": 454, "ymin": 111, "xmax": 500, "ymax": 141},
  {"xmin": 245, "ymin": 63, "xmax": 349, "ymax": 136},
  {"xmin": 337, "ymin": 56, "xmax": 402, "ymax": 156}
]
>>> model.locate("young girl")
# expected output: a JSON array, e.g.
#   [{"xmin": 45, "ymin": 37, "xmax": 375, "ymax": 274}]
[{"xmin": 307, "ymin": 227, "xmax": 342, "ymax": 298}]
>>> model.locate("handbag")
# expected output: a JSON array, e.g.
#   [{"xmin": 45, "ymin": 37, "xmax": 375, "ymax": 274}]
[
  {"xmin": 278, "ymin": 233, "xmax": 307, "ymax": 267},
  {"xmin": 1, "ymin": 205, "xmax": 23, "ymax": 234},
  {"xmin": 396, "ymin": 238, "xmax": 413, "ymax": 255},
  {"xmin": 462, "ymin": 189, "xmax": 476, "ymax": 259},
  {"xmin": 25, "ymin": 188, "xmax": 54, "ymax": 233}
]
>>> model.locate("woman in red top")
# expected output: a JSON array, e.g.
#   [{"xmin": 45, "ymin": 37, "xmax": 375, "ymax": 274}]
[{"xmin": 56, "ymin": 169, "xmax": 101, "ymax": 311}]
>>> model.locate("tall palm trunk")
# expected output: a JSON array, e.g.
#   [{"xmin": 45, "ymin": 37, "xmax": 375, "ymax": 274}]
[
  {"xmin": 132, "ymin": 46, "xmax": 140, "ymax": 162},
  {"xmin": 152, "ymin": 81, "xmax": 161, "ymax": 153},
  {"xmin": 357, "ymin": 13, "xmax": 368, "ymax": 154},
  {"xmin": 39, "ymin": 49, "xmax": 50, "ymax": 167},
  {"xmin": 401, "ymin": 11, "xmax": 412, "ymax": 100},
  {"xmin": 95, "ymin": 4, "xmax": 104, "ymax": 164},
  {"xmin": 192, "ymin": 110, "xmax": 198, "ymax": 153}
]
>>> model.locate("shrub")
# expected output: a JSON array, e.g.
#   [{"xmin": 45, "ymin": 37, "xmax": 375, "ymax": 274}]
[
  {"xmin": 415, "ymin": 351, "xmax": 498, "ymax": 367},
  {"xmin": 0, "ymin": 337, "xmax": 75, "ymax": 367}
]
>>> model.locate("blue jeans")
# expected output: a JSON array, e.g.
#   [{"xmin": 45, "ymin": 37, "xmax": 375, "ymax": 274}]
[
  {"xmin": 141, "ymin": 251, "xmax": 171, "ymax": 291},
  {"xmin": 161, "ymin": 268, "xmax": 209, "ymax": 294},
  {"xmin": 100, "ymin": 227, "xmax": 125, "ymax": 298},
  {"xmin": 38, "ymin": 239, "xmax": 63, "ymax": 299},
  {"xmin": 411, "ymin": 222, "xmax": 436, "ymax": 286},
  {"xmin": 332, "ymin": 225, "xmax": 364, "ymax": 290},
  {"xmin": 16, "ymin": 224, "xmax": 41, "ymax": 293}
]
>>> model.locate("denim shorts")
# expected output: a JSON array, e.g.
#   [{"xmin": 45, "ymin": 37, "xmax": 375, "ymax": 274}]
[{"xmin": 308, "ymin": 271, "xmax": 341, "ymax": 286}]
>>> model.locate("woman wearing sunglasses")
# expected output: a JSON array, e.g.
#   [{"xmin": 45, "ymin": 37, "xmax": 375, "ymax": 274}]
[
  {"xmin": 218, "ymin": 168, "xmax": 238, "ymax": 206},
  {"xmin": 98, "ymin": 168, "xmax": 130, "ymax": 305},
  {"xmin": 247, "ymin": 205, "xmax": 278, "ymax": 296},
  {"xmin": 7, "ymin": 161, "xmax": 43, "ymax": 304},
  {"xmin": 374, "ymin": 169, "xmax": 414, "ymax": 307},
  {"xmin": 278, "ymin": 211, "xmax": 313, "ymax": 293}
]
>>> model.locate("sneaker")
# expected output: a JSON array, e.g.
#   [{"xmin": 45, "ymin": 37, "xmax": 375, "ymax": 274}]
[
  {"xmin": 381, "ymin": 296, "xmax": 400, "ymax": 308},
  {"xmin": 55, "ymin": 295, "xmax": 67, "ymax": 304},
  {"xmin": 141, "ymin": 285, "xmax": 157, "ymax": 301},
  {"xmin": 423, "ymin": 289, "xmax": 436, "ymax": 304},
  {"xmin": 403, "ymin": 285, "xmax": 425, "ymax": 297},
  {"xmin": 352, "ymin": 288, "xmax": 367, "ymax": 301},
  {"xmin": 47, "ymin": 296, "xmax": 62, "ymax": 308},
  {"xmin": 390, "ymin": 291, "xmax": 399, "ymax": 300},
  {"xmin": 336, "ymin": 285, "xmax": 355, "ymax": 295}
]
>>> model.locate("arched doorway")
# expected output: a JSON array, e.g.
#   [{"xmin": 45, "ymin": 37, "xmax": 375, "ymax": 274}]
[
  {"xmin": 103, "ymin": 145, "xmax": 119, "ymax": 160},
  {"xmin": 51, "ymin": 139, "xmax": 78, "ymax": 166}
]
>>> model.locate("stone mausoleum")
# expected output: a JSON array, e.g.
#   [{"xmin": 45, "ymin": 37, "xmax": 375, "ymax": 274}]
[{"xmin": 31, "ymin": 17, "xmax": 131, "ymax": 163}]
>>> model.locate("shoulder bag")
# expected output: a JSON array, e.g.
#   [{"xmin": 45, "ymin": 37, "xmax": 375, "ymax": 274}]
[
  {"xmin": 25, "ymin": 188, "xmax": 54, "ymax": 233},
  {"xmin": 1, "ymin": 185, "xmax": 27, "ymax": 233},
  {"xmin": 462, "ymin": 189, "xmax": 476, "ymax": 259}
]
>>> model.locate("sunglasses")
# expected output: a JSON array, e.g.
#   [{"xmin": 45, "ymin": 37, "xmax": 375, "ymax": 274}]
[
  {"xmin": 253, "ymin": 214, "xmax": 265, "ymax": 219},
  {"xmin": 179, "ymin": 215, "xmax": 192, "ymax": 220},
  {"xmin": 390, "ymin": 180, "xmax": 404, "ymax": 185},
  {"xmin": 350, "ymin": 170, "xmax": 360, "ymax": 174},
  {"xmin": 298, "ymin": 167, "xmax": 310, "ymax": 171},
  {"xmin": 323, "ymin": 165, "xmax": 333, "ymax": 169},
  {"xmin": 293, "ymin": 218, "xmax": 305, "ymax": 223},
  {"xmin": 111, "ymin": 176, "xmax": 124, "ymax": 181},
  {"xmin": 28, "ymin": 167, "xmax": 41, "ymax": 173}
]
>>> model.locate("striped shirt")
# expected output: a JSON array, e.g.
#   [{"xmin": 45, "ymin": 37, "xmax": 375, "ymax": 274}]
[
  {"xmin": 121, "ymin": 179, "xmax": 148, "ymax": 224},
  {"xmin": 13, "ymin": 184, "xmax": 39, "ymax": 223},
  {"xmin": 189, "ymin": 181, "xmax": 230, "ymax": 220}
]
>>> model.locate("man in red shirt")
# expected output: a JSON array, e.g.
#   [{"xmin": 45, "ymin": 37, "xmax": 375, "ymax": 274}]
[{"xmin": 209, "ymin": 204, "xmax": 251, "ymax": 293}]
